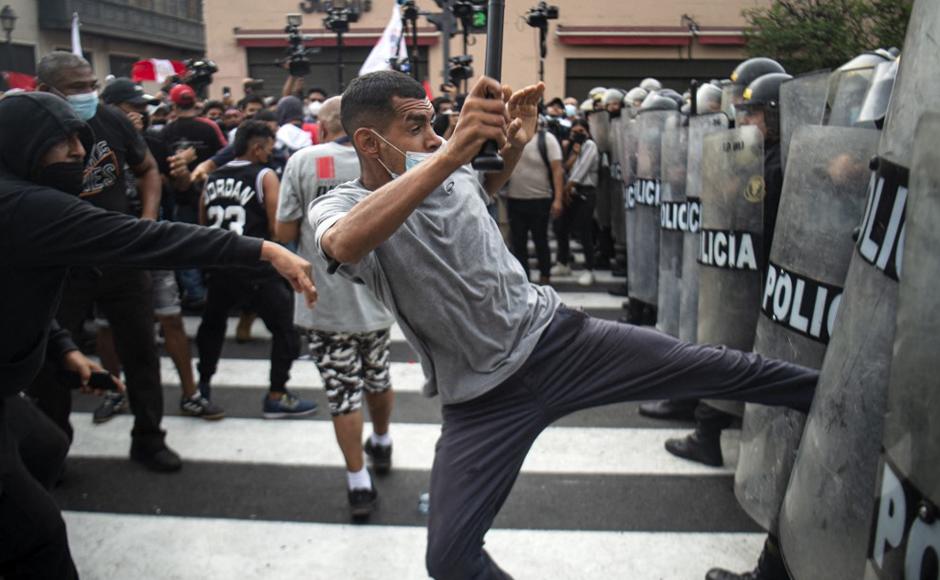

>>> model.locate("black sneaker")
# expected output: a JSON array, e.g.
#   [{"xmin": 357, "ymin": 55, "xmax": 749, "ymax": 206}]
[
  {"xmin": 130, "ymin": 441, "xmax": 183, "ymax": 473},
  {"xmin": 364, "ymin": 438, "xmax": 392, "ymax": 475},
  {"xmin": 180, "ymin": 393, "xmax": 225, "ymax": 420},
  {"xmin": 93, "ymin": 392, "xmax": 127, "ymax": 424},
  {"xmin": 348, "ymin": 487, "xmax": 378, "ymax": 520}
]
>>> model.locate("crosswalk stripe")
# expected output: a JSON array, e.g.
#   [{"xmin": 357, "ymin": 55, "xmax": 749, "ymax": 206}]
[
  {"xmin": 63, "ymin": 511, "xmax": 763, "ymax": 580},
  {"xmin": 69, "ymin": 413, "xmax": 739, "ymax": 476},
  {"xmin": 160, "ymin": 357, "xmax": 428, "ymax": 392}
]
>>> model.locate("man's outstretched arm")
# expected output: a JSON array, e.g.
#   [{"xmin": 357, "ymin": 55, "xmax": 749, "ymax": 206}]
[{"xmin": 322, "ymin": 77, "xmax": 509, "ymax": 265}]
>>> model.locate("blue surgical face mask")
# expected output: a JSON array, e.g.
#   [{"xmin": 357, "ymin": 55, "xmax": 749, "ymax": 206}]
[
  {"xmin": 67, "ymin": 90, "xmax": 99, "ymax": 121},
  {"xmin": 564, "ymin": 104, "xmax": 577, "ymax": 117},
  {"xmin": 370, "ymin": 129, "xmax": 432, "ymax": 179}
]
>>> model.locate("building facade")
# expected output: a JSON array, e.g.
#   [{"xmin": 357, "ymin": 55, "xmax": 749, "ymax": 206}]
[
  {"xmin": 2, "ymin": 0, "xmax": 203, "ymax": 83},
  {"xmin": 205, "ymin": 0, "xmax": 768, "ymax": 101}
]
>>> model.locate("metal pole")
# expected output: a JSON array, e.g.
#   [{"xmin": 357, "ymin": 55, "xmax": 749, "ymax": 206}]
[
  {"xmin": 337, "ymin": 30, "xmax": 345, "ymax": 91},
  {"xmin": 440, "ymin": 0, "xmax": 452, "ymax": 89},
  {"xmin": 410, "ymin": 16, "xmax": 420, "ymax": 80},
  {"xmin": 471, "ymin": 0, "xmax": 505, "ymax": 171}
]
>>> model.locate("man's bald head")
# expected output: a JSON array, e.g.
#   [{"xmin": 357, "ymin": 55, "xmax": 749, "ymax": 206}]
[{"xmin": 318, "ymin": 96, "xmax": 344, "ymax": 140}]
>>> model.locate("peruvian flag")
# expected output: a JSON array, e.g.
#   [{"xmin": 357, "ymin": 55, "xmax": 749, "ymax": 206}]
[{"xmin": 131, "ymin": 59, "xmax": 187, "ymax": 84}]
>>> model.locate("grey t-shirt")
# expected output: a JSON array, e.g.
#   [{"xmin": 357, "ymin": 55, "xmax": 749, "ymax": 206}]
[
  {"xmin": 309, "ymin": 164, "xmax": 561, "ymax": 404},
  {"xmin": 277, "ymin": 141, "xmax": 395, "ymax": 333},
  {"xmin": 506, "ymin": 131, "xmax": 561, "ymax": 200}
]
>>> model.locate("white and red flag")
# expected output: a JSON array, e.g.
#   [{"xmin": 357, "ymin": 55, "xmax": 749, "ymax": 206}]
[{"xmin": 131, "ymin": 59, "xmax": 187, "ymax": 84}]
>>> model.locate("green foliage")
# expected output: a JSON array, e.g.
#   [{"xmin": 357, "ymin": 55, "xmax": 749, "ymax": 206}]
[{"xmin": 743, "ymin": 0, "xmax": 912, "ymax": 74}]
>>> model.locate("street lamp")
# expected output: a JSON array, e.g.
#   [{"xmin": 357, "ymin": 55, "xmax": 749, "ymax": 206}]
[
  {"xmin": 1, "ymin": 5, "xmax": 17, "ymax": 43},
  {"xmin": 1, "ymin": 5, "xmax": 16, "ymax": 74}
]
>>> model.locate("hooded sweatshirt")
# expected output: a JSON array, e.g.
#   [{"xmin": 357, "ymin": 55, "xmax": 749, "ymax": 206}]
[{"xmin": 0, "ymin": 93, "xmax": 264, "ymax": 398}]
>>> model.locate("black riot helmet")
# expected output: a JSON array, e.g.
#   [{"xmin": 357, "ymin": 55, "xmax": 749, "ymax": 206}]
[
  {"xmin": 730, "ymin": 57, "xmax": 787, "ymax": 87},
  {"xmin": 737, "ymin": 72, "xmax": 793, "ymax": 142},
  {"xmin": 722, "ymin": 57, "xmax": 786, "ymax": 121}
]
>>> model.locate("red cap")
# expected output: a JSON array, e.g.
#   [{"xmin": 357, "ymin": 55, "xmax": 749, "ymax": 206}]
[{"xmin": 169, "ymin": 84, "xmax": 196, "ymax": 106}]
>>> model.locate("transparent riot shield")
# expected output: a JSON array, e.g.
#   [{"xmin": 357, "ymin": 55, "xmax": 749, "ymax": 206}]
[
  {"xmin": 720, "ymin": 82, "xmax": 744, "ymax": 125},
  {"xmin": 864, "ymin": 112, "xmax": 940, "ymax": 580},
  {"xmin": 656, "ymin": 114, "xmax": 687, "ymax": 337},
  {"xmin": 622, "ymin": 118, "xmax": 638, "ymax": 294},
  {"xmin": 780, "ymin": 70, "xmax": 829, "ymax": 170},
  {"xmin": 679, "ymin": 112, "xmax": 728, "ymax": 344},
  {"xmin": 828, "ymin": 72, "xmax": 874, "ymax": 127},
  {"xmin": 856, "ymin": 59, "xmax": 899, "ymax": 129},
  {"xmin": 779, "ymin": 1, "xmax": 940, "ymax": 576},
  {"xmin": 696, "ymin": 125, "xmax": 763, "ymax": 351},
  {"xmin": 609, "ymin": 117, "xmax": 627, "ymax": 267},
  {"xmin": 734, "ymin": 125, "xmax": 879, "ymax": 533},
  {"xmin": 589, "ymin": 110, "xmax": 611, "ymax": 154},
  {"xmin": 627, "ymin": 108, "xmax": 676, "ymax": 307}
]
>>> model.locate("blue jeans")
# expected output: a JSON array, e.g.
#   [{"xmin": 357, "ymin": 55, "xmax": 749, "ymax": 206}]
[{"xmin": 173, "ymin": 204, "xmax": 206, "ymax": 303}]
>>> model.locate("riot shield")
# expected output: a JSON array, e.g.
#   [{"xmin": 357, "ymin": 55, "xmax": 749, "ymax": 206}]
[
  {"xmin": 626, "ymin": 108, "xmax": 675, "ymax": 307},
  {"xmin": 779, "ymin": 1, "xmax": 940, "ymax": 576},
  {"xmin": 856, "ymin": 59, "xmax": 899, "ymax": 129},
  {"xmin": 864, "ymin": 112, "xmax": 940, "ymax": 580},
  {"xmin": 678, "ymin": 113, "xmax": 728, "ymax": 344},
  {"xmin": 826, "ymin": 53, "xmax": 890, "ymax": 128},
  {"xmin": 780, "ymin": 70, "xmax": 829, "ymax": 170},
  {"xmin": 609, "ymin": 117, "xmax": 627, "ymax": 269},
  {"xmin": 656, "ymin": 114, "xmax": 688, "ymax": 337},
  {"xmin": 734, "ymin": 125, "xmax": 879, "ymax": 533},
  {"xmin": 589, "ymin": 110, "xmax": 611, "ymax": 153},
  {"xmin": 622, "ymin": 118, "xmax": 638, "ymax": 295},
  {"xmin": 696, "ymin": 125, "xmax": 763, "ymax": 352}
]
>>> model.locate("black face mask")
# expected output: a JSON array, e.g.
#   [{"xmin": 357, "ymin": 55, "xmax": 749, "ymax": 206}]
[
  {"xmin": 36, "ymin": 162, "xmax": 86, "ymax": 196},
  {"xmin": 609, "ymin": 109, "xmax": 621, "ymax": 119},
  {"xmin": 571, "ymin": 132, "xmax": 588, "ymax": 144}
]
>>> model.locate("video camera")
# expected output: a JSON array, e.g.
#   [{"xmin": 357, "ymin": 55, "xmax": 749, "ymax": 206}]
[
  {"xmin": 524, "ymin": 1, "xmax": 558, "ymax": 28},
  {"xmin": 400, "ymin": 0, "xmax": 419, "ymax": 22},
  {"xmin": 323, "ymin": 1, "xmax": 361, "ymax": 34},
  {"xmin": 183, "ymin": 58, "xmax": 218, "ymax": 97},
  {"xmin": 447, "ymin": 55, "xmax": 474, "ymax": 85},
  {"xmin": 278, "ymin": 14, "xmax": 316, "ymax": 77}
]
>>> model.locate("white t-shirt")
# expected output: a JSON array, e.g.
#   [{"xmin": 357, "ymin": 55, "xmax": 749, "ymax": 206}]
[
  {"xmin": 506, "ymin": 131, "xmax": 561, "ymax": 200},
  {"xmin": 276, "ymin": 123, "xmax": 313, "ymax": 156}
]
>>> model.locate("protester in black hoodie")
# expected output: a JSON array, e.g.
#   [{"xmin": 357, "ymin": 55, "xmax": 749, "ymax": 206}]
[{"xmin": 0, "ymin": 92, "xmax": 316, "ymax": 579}]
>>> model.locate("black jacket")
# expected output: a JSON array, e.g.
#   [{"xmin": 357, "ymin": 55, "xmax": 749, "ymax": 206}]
[{"xmin": 0, "ymin": 93, "xmax": 263, "ymax": 398}]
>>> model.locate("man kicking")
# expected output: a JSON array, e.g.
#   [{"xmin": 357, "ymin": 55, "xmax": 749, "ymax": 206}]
[{"xmin": 309, "ymin": 71, "xmax": 817, "ymax": 579}]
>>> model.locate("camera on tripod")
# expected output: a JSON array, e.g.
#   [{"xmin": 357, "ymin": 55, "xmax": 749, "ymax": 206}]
[
  {"xmin": 447, "ymin": 55, "xmax": 474, "ymax": 85},
  {"xmin": 524, "ymin": 1, "xmax": 558, "ymax": 28},
  {"xmin": 281, "ymin": 13, "xmax": 314, "ymax": 77},
  {"xmin": 400, "ymin": 0, "xmax": 419, "ymax": 22},
  {"xmin": 183, "ymin": 58, "xmax": 218, "ymax": 97},
  {"xmin": 323, "ymin": 1, "xmax": 360, "ymax": 34}
]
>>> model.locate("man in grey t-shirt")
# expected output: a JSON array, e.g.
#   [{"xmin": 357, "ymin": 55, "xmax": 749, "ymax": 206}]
[
  {"xmin": 275, "ymin": 97, "xmax": 396, "ymax": 520},
  {"xmin": 309, "ymin": 71, "xmax": 817, "ymax": 579}
]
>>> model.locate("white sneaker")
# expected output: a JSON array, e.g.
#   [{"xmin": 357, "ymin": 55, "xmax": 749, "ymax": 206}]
[
  {"xmin": 550, "ymin": 263, "xmax": 572, "ymax": 276},
  {"xmin": 577, "ymin": 271, "xmax": 595, "ymax": 286}
]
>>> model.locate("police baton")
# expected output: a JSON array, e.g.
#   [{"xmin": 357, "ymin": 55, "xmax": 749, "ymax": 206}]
[{"xmin": 471, "ymin": 0, "xmax": 506, "ymax": 172}]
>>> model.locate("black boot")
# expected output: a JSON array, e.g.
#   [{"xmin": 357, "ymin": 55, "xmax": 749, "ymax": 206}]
[
  {"xmin": 638, "ymin": 399, "xmax": 698, "ymax": 421},
  {"xmin": 706, "ymin": 536, "xmax": 790, "ymax": 580},
  {"xmin": 665, "ymin": 429, "xmax": 724, "ymax": 467}
]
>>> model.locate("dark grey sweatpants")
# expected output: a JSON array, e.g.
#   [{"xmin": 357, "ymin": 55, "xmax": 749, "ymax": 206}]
[{"xmin": 425, "ymin": 307, "xmax": 817, "ymax": 580}]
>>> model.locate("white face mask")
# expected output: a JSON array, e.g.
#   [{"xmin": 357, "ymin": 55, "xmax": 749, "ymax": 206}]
[
  {"xmin": 369, "ymin": 129, "xmax": 432, "ymax": 179},
  {"xmin": 307, "ymin": 101, "xmax": 323, "ymax": 118}
]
